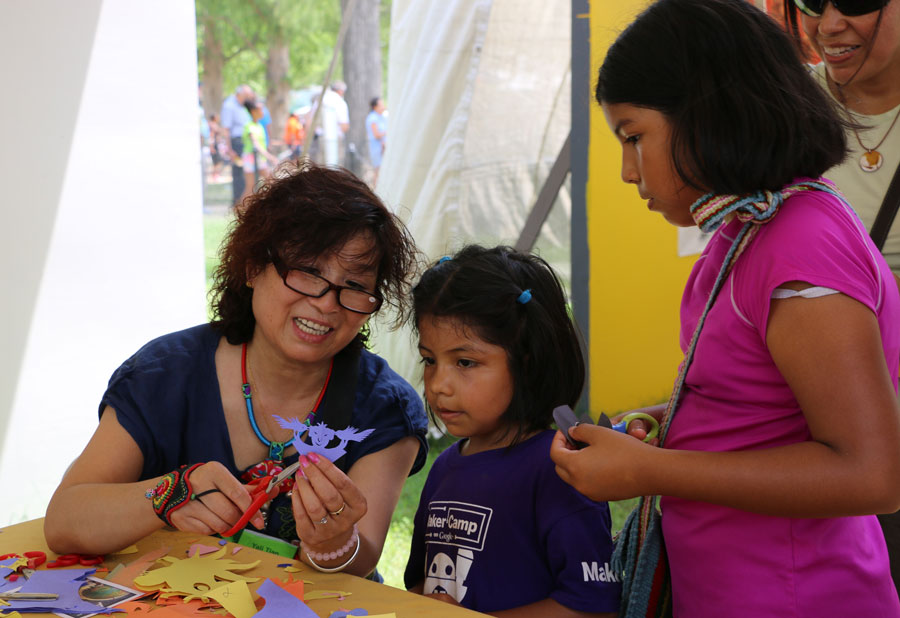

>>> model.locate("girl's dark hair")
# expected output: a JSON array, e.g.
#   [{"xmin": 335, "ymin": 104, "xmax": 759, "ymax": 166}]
[
  {"xmin": 597, "ymin": 0, "xmax": 848, "ymax": 194},
  {"xmin": 211, "ymin": 161, "xmax": 417, "ymax": 349},
  {"xmin": 412, "ymin": 245, "xmax": 585, "ymax": 448},
  {"xmin": 369, "ymin": 97, "xmax": 382, "ymax": 110}
]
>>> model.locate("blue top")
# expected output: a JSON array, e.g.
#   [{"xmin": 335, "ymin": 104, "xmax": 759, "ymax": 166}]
[
  {"xmin": 101, "ymin": 324, "xmax": 428, "ymax": 540},
  {"xmin": 404, "ymin": 431, "xmax": 620, "ymax": 614},
  {"xmin": 220, "ymin": 95, "xmax": 251, "ymax": 138},
  {"xmin": 366, "ymin": 110, "xmax": 387, "ymax": 168}
]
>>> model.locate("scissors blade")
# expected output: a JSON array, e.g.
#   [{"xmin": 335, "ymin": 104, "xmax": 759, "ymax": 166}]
[{"xmin": 266, "ymin": 461, "xmax": 302, "ymax": 493}]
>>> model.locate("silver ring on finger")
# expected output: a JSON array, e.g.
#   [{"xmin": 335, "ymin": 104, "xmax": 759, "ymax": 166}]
[
  {"xmin": 328, "ymin": 503, "xmax": 346, "ymax": 517},
  {"xmin": 318, "ymin": 516, "xmax": 328, "ymax": 525}
]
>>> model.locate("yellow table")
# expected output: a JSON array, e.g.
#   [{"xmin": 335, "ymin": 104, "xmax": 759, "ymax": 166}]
[{"xmin": 0, "ymin": 518, "xmax": 485, "ymax": 617}]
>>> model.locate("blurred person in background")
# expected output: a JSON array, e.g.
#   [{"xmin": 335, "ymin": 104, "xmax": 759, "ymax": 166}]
[{"xmin": 366, "ymin": 97, "xmax": 387, "ymax": 186}]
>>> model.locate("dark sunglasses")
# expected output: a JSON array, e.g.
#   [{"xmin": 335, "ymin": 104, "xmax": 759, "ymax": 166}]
[{"xmin": 793, "ymin": 0, "xmax": 889, "ymax": 17}]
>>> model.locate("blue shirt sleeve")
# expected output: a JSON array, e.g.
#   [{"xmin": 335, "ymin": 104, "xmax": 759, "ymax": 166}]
[{"xmin": 100, "ymin": 325, "xmax": 233, "ymax": 479}]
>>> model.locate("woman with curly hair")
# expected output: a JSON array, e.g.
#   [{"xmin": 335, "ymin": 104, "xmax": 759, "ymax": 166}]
[{"xmin": 44, "ymin": 163, "xmax": 428, "ymax": 579}]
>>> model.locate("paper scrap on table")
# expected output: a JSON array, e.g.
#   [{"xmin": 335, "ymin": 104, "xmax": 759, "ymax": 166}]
[
  {"xmin": 270, "ymin": 576, "xmax": 304, "ymax": 600},
  {"xmin": 303, "ymin": 589, "xmax": 352, "ymax": 600},
  {"xmin": 252, "ymin": 579, "xmax": 317, "ymax": 618},
  {"xmin": 107, "ymin": 546, "xmax": 172, "ymax": 587},
  {"xmin": 0, "ymin": 611, "xmax": 24, "ymax": 618},
  {"xmin": 326, "ymin": 609, "xmax": 369, "ymax": 618},
  {"xmin": 0, "ymin": 569, "xmax": 124, "ymax": 615},
  {"xmin": 186, "ymin": 544, "xmax": 220, "ymax": 558},
  {"xmin": 154, "ymin": 595, "xmax": 219, "ymax": 610},
  {"xmin": 205, "ymin": 580, "xmax": 256, "ymax": 618},
  {"xmin": 0, "ymin": 558, "xmax": 25, "ymax": 573},
  {"xmin": 283, "ymin": 565, "xmax": 302, "ymax": 573},
  {"xmin": 111, "ymin": 545, "xmax": 140, "ymax": 555},
  {"xmin": 116, "ymin": 600, "xmax": 210, "ymax": 616},
  {"xmin": 133, "ymin": 546, "xmax": 259, "ymax": 596},
  {"xmin": 367, "ymin": 614, "xmax": 397, "ymax": 618}
]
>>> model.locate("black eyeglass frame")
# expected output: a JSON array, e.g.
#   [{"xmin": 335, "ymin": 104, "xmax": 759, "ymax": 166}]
[
  {"xmin": 793, "ymin": 0, "xmax": 889, "ymax": 17},
  {"xmin": 268, "ymin": 250, "xmax": 384, "ymax": 315}
]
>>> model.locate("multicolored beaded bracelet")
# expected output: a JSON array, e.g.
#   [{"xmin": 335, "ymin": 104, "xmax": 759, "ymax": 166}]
[{"xmin": 145, "ymin": 463, "xmax": 203, "ymax": 526}]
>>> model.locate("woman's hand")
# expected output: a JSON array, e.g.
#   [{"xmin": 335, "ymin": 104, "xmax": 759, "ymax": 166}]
[
  {"xmin": 167, "ymin": 462, "xmax": 262, "ymax": 536},
  {"xmin": 550, "ymin": 424, "xmax": 655, "ymax": 502},
  {"xmin": 291, "ymin": 453, "xmax": 368, "ymax": 550}
]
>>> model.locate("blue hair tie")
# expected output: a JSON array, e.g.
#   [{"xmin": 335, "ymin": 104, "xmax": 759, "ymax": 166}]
[
  {"xmin": 438, "ymin": 256, "xmax": 452, "ymax": 264},
  {"xmin": 516, "ymin": 289, "xmax": 532, "ymax": 304}
]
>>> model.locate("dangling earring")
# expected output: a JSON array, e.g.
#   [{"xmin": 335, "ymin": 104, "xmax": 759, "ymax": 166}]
[{"xmin": 245, "ymin": 281, "xmax": 253, "ymax": 288}]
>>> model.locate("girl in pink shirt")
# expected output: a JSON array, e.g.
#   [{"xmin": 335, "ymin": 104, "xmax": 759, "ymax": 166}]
[{"xmin": 551, "ymin": 0, "xmax": 900, "ymax": 616}]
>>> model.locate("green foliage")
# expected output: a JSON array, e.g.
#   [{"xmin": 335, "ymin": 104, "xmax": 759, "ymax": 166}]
[{"xmin": 196, "ymin": 0, "xmax": 342, "ymax": 94}]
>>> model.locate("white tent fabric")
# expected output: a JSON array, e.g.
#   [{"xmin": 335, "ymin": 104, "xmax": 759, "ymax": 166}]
[{"xmin": 371, "ymin": 0, "xmax": 572, "ymax": 389}]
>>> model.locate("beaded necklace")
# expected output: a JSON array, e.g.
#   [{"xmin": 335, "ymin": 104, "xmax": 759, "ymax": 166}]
[{"xmin": 240, "ymin": 342, "xmax": 333, "ymax": 461}]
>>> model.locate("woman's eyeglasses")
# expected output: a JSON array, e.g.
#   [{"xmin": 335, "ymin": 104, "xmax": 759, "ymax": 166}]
[
  {"xmin": 793, "ymin": 0, "xmax": 889, "ymax": 17},
  {"xmin": 269, "ymin": 252, "xmax": 383, "ymax": 315}
]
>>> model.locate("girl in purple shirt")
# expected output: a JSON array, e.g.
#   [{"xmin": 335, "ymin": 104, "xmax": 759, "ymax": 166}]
[
  {"xmin": 405, "ymin": 246, "xmax": 620, "ymax": 617},
  {"xmin": 551, "ymin": 0, "xmax": 900, "ymax": 616}
]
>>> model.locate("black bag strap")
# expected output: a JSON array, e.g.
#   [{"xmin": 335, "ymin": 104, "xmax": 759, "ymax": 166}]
[
  {"xmin": 313, "ymin": 346, "xmax": 361, "ymax": 473},
  {"xmin": 869, "ymin": 159, "xmax": 900, "ymax": 251}
]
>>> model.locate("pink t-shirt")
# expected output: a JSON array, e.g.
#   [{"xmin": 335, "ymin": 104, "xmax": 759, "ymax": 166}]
[{"xmin": 661, "ymin": 182, "xmax": 900, "ymax": 617}]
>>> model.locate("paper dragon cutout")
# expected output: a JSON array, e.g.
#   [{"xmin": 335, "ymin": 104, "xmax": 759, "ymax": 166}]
[{"xmin": 273, "ymin": 417, "xmax": 374, "ymax": 461}]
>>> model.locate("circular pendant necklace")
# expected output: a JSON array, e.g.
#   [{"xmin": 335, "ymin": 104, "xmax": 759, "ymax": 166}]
[
  {"xmin": 852, "ymin": 105, "xmax": 900, "ymax": 173},
  {"xmin": 240, "ymin": 342, "xmax": 333, "ymax": 461}
]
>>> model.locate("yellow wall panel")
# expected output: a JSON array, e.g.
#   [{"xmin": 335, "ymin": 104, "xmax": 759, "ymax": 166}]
[{"xmin": 587, "ymin": 1, "xmax": 698, "ymax": 413}]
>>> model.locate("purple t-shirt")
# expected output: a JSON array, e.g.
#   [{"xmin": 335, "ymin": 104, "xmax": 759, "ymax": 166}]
[
  {"xmin": 404, "ymin": 430, "xmax": 620, "ymax": 614},
  {"xmin": 662, "ymin": 182, "xmax": 900, "ymax": 616}
]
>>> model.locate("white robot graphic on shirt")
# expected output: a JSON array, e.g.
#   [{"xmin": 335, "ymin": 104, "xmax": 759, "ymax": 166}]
[{"xmin": 423, "ymin": 548, "xmax": 474, "ymax": 603}]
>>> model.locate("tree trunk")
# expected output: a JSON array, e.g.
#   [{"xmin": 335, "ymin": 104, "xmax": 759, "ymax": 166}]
[
  {"xmin": 266, "ymin": 37, "xmax": 291, "ymax": 152},
  {"xmin": 341, "ymin": 0, "xmax": 382, "ymax": 174},
  {"xmin": 200, "ymin": 14, "xmax": 224, "ymax": 121}
]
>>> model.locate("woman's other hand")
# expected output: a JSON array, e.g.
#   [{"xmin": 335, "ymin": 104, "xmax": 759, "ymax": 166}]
[{"xmin": 291, "ymin": 453, "xmax": 367, "ymax": 549}]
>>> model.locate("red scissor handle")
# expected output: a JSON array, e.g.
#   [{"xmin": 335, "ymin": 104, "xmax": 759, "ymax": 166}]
[
  {"xmin": 24, "ymin": 551, "xmax": 47, "ymax": 569},
  {"xmin": 221, "ymin": 477, "xmax": 277, "ymax": 537},
  {"xmin": 0, "ymin": 551, "xmax": 47, "ymax": 570},
  {"xmin": 47, "ymin": 553, "xmax": 104, "ymax": 568}
]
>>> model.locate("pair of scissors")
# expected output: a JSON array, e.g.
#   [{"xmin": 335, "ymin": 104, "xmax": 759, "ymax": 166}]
[
  {"xmin": 222, "ymin": 461, "xmax": 301, "ymax": 537},
  {"xmin": 600, "ymin": 412, "xmax": 660, "ymax": 442},
  {"xmin": 554, "ymin": 405, "xmax": 660, "ymax": 449},
  {"xmin": 46, "ymin": 553, "xmax": 104, "ymax": 568}
]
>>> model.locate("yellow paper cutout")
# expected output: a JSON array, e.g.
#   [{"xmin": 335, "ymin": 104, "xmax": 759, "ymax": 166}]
[
  {"xmin": 302, "ymin": 589, "xmax": 352, "ymax": 600},
  {"xmin": 367, "ymin": 614, "xmax": 398, "ymax": 618},
  {"xmin": 204, "ymin": 581, "xmax": 257, "ymax": 618},
  {"xmin": 133, "ymin": 546, "xmax": 260, "ymax": 596},
  {"xmin": 0, "ymin": 558, "xmax": 26, "ymax": 572},
  {"xmin": 283, "ymin": 565, "xmax": 303, "ymax": 573},
  {"xmin": 0, "ymin": 611, "xmax": 24, "ymax": 617},
  {"xmin": 112, "ymin": 544, "xmax": 140, "ymax": 555}
]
